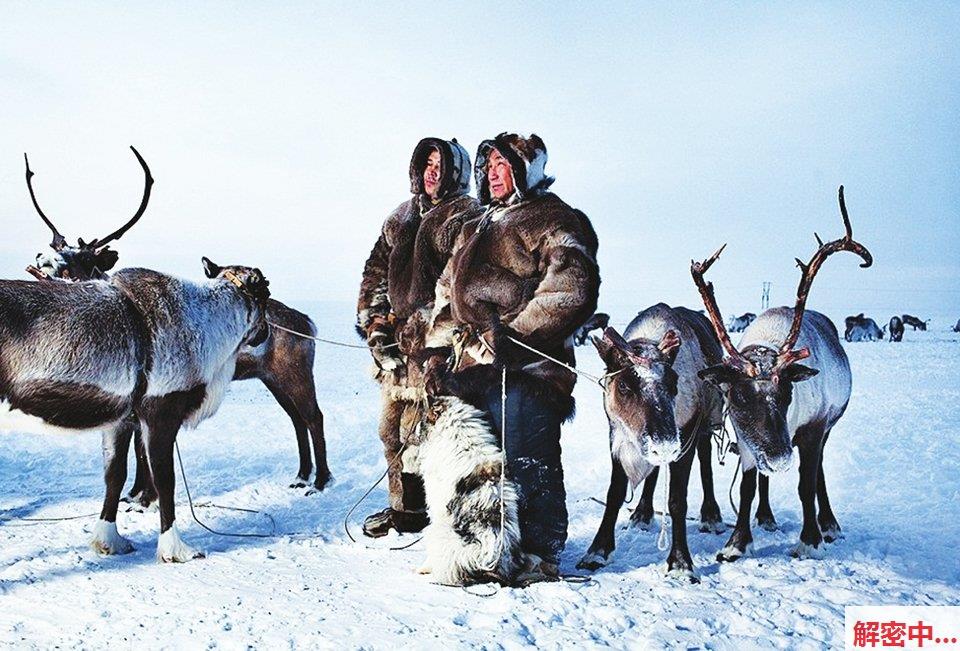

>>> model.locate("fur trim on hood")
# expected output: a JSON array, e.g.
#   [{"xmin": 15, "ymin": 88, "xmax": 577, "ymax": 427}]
[
  {"xmin": 410, "ymin": 137, "xmax": 472, "ymax": 200},
  {"xmin": 474, "ymin": 133, "xmax": 555, "ymax": 205}
]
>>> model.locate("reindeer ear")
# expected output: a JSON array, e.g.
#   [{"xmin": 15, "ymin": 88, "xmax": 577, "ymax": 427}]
[
  {"xmin": 779, "ymin": 364, "xmax": 819, "ymax": 383},
  {"xmin": 657, "ymin": 329, "xmax": 681, "ymax": 364},
  {"xmin": 202, "ymin": 256, "xmax": 221, "ymax": 278},
  {"xmin": 591, "ymin": 334, "xmax": 617, "ymax": 368},
  {"xmin": 242, "ymin": 268, "xmax": 270, "ymax": 302},
  {"xmin": 698, "ymin": 364, "xmax": 742, "ymax": 387},
  {"xmin": 95, "ymin": 246, "xmax": 120, "ymax": 272}
]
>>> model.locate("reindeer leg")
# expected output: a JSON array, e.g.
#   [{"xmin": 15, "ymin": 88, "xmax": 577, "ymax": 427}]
[
  {"xmin": 629, "ymin": 467, "xmax": 658, "ymax": 529},
  {"xmin": 143, "ymin": 416, "xmax": 203, "ymax": 563},
  {"xmin": 816, "ymin": 429, "xmax": 841, "ymax": 542},
  {"xmin": 264, "ymin": 380, "xmax": 312, "ymax": 488},
  {"xmin": 286, "ymin": 375, "xmax": 330, "ymax": 492},
  {"xmin": 304, "ymin": 400, "xmax": 330, "ymax": 492},
  {"xmin": 128, "ymin": 421, "xmax": 158, "ymax": 510},
  {"xmin": 577, "ymin": 456, "xmax": 629, "ymax": 570},
  {"xmin": 696, "ymin": 431, "xmax": 724, "ymax": 533},
  {"xmin": 120, "ymin": 418, "xmax": 147, "ymax": 504},
  {"xmin": 791, "ymin": 431, "xmax": 825, "ymax": 559},
  {"xmin": 667, "ymin": 425, "xmax": 699, "ymax": 581},
  {"xmin": 91, "ymin": 422, "xmax": 135, "ymax": 555},
  {"xmin": 755, "ymin": 473, "xmax": 777, "ymax": 531},
  {"xmin": 718, "ymin": 466, "xmax": 756, "ymax": 562}
]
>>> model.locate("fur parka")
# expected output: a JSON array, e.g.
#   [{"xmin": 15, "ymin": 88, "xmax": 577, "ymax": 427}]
[
  {"xmin": 357, "ymin": 138, "xmax": 482, "ymax": 336},
  {"xmin": 427, "ymin": 134, "xmax": 601, "ymax": 397}
]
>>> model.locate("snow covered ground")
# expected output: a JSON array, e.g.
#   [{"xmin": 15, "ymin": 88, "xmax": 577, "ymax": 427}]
[{"xmin": 1, "ymin": 302, "xmax": 958, "ymax": 649}]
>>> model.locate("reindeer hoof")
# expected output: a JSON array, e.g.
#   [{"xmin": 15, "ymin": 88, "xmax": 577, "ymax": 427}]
[
  {"xmin": 755, "ymin": 516, "xmax": 778, "ymax": 532},
  {"xmin": 417, "ymin": 565, "xmax": 432, "ymax": 575},
  {"xmin": 576, "ymin": 552, "xmax": 609, "ymax": 571},
  {"xmin": 717, "ymin": 543, "xmax": 752, "ymax": 563},
  {"xmin": 666, "ymin": 566, "xmax": 700, "ymax": 583},
  {"xmin": 156, "ymin": 526, "xmax": 205, "ymax": 563},
  {"xmin": 90, "ymin": 520, "xmax": 135, "ymax": 555},
  {"xmin": 821, "ymin": 526, "xmax": 843, "ymax": 543},
  {"xmin": 789, "ymin": 541, "xmax": 825, "ymax": 560},
  {"xmin": 699, "ymin": 519, "xmax": 727, "ymax": 534},
  {"xmin": 629, "ymin": 516, "xmax": 653, "ymax": 531},
  {"xmin": 124, "ymin": 499, "xmax": 159, "ymax": 514},
  {"xmin": 289, "ymin": 476, "xmax": 309, "ymax": 489},
  {"xmin": 310, "ymin": 474, "xmax": 333, "ymax": 493}
]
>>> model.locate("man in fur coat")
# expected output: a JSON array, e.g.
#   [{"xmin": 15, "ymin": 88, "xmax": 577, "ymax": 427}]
[
  {"xmin": 357, "ymin": 137, "xmax": 482, "ymax": 537},
  {"xmin": 424, "ymin": 133, "xmax": 601, "ymax": 575}
]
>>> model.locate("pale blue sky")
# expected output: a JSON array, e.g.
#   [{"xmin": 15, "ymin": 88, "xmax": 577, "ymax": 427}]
[{"xmin": 1, "ymin": 2, "xmax": 957, "ymax": 323}]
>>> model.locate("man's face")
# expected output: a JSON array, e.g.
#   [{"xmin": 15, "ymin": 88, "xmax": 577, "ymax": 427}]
[
  {"xmin": 486, "ymin": 148, "xmax": 515, "ymax": 201},
  {"xmin": 423, "ymin": 149, "xmax": 441, "ymax": 199}
]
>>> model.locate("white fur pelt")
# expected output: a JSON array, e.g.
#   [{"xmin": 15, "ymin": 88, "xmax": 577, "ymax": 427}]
[{"xmin": 416, "ymin": 397, "xmax": 523, "ymax": 586}]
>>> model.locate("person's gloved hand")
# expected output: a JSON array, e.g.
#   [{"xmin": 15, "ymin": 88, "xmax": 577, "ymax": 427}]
[
  {"xmin": 486, "ymin": 319, "xmax": 524, "ymax": 369},
  {"xmin": 367, "ymin": 328, "xmax": 403, "ymax": 373},
  {"xmin": 422, "ymin": 350, "xmax": 451, "ymax": 396},
  {"xmin": 397, "ymin": 309, "xmax": 429, "ymax": 357}
]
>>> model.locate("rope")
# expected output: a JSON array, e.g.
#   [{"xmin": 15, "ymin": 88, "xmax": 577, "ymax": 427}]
[
  {"xmin": 506, "ymin": 335, "xmax": 627, "ymax": 388},
  {"xmin": 0, "ymin": 511, "xmax": 100, "ymax": 525},
  {"xmin": 341, "ymin": 441, "xmax": 425, "ymax": 551},
  {"xmin": 656, "ymin": 463, "xmax": 670, "ymax": 551},
  {"xmin": 267, "ymin": 321, "xmax": 399, "ymax": 350},
  {"xmin": 728, "ymin": 458, "xmax": 742, "ymax": 515},
  {"xmin": 485, "ymin": 367, "xmax": 508, "ymax": 573},
  {"xmin": 176, "ymin": 441, "xmax": 277, "ymax": 539}
]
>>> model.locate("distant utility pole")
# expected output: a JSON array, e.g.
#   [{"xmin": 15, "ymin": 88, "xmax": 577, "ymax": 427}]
[{"xmin": 761, "ymin": 282, "xmax": 771, "ymax": 311}]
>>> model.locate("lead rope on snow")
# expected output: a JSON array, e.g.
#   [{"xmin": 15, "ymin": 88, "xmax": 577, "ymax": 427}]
[{"xmin": 341, "ymin": 440, "xmax": 424, "ymax": 551}]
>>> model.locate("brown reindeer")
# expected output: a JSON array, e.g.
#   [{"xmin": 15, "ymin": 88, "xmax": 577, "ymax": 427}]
[{"xmin": 24, "ymin": 148, "xmax": 330, "ymax": 500}]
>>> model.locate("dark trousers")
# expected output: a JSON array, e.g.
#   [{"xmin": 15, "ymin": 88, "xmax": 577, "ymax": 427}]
[{"xmin": 478, "ymin": 374, "xmax": 568, "ymax": 564}]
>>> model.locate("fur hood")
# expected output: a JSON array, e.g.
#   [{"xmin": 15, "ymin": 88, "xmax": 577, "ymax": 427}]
[
  {"xmin": 409, "ymin": 137, "xmax": 472, "ymax": 200},
  {"xmin": 474, "ymin": 133, "xmax": 555, "ymax": 205}
]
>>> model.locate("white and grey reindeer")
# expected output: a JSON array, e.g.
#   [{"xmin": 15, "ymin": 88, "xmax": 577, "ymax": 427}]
[
  {"xmin": 577, "ymin": 305, "xmax": 724, "ymax": 581},
  {"xmin": 24, "ymin": 148, "xmax": 330, "ymax": 497},
  {"xmin": 692, "ymin": 186, "xmax": 872, "ymax": 561},
  {"xmin": 2, "ymin": 151, "xmax": 272, "ymax": 562}
]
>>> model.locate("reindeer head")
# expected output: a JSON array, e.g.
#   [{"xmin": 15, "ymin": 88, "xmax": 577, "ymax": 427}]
[
  {"xmin": 201, "ymin": 256, "xmax": 271, "ymax": 346},
  {"xmin": 692, "ymin": 186, "xmax": 872, "ymax": 474},
  {"xmin": 25, "ymin": 147, "xmax": 153, "ymax": 282},
  {"xmin": 594, "ymin": 326, "xmax": 683, "ymax": 465}
]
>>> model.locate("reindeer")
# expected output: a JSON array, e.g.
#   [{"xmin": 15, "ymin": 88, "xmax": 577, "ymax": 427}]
[
  {"xmin": 844, "ymin": 313, "xmax": 883, "ymax": 342},
  {"xmin": 692, "ymin": 186, "xmax": 871, "ymax": 561},
  {"xmin": 1, "ymin": 258, "xmax": 271, "ymax": 561},
  {"xmin": 728, "ymin": 312, "xmax": 757, "ymax": 333},
  {"xmin": 901, "ymin": 314, "xmax": 929, "ymax": 331},
  {"xmin": 24, "ymin": 148, "xmax": 330, "ymax": 501},
  {"xmin": 576, "ymin": 304, "xmax": 724, "ymax": 581},
  {"xmin": 886, "ymin": 316, "xmax": 904, "ymax": 342}
]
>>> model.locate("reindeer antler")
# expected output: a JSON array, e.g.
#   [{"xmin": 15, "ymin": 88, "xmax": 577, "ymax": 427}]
[
  {"xmin": 88, "ymin": 146, "xmax": 154, "ymax": 248},
  {"xmin": 775, "ymin": 185, "xmax": 873, "ymax": 371},
  {"xmin": 691, "ymin": 244, "xmax": 758, "ymax": 377},
  {"xmin": 24, "ymin": 153, "xmax": 67, "ymax": 251}
]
